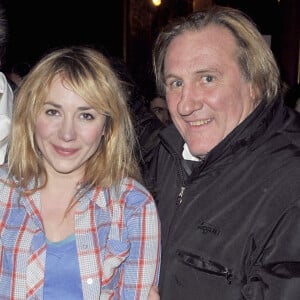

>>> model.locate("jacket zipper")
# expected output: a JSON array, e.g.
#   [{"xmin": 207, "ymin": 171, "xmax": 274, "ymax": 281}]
[{"xmin": 176, "ymin": 186, "xmax": 186, "ymax": 206}]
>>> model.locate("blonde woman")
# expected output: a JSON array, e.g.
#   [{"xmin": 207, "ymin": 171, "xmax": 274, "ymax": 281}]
[{"xmin": 0, "ymin": 46, "xmax": 160, "ymax": 299}]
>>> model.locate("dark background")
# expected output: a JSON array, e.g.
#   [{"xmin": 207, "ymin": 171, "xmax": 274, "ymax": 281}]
[
  {"xmin": 0, "ymin": 0, "xmax": 299, "ymax": 101},
  {"xmin": 1, "ymin": 0, "xmax": 124, "ymax": 68}
]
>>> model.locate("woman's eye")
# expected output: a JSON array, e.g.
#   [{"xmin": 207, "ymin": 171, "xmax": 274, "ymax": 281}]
[
  {"xmin": 81, "ymin": 113, "xmax": 94, "ymax": 120},
  {"xmin": 46, "ymin": 109, "xmax": 59, "ymax": 116}
]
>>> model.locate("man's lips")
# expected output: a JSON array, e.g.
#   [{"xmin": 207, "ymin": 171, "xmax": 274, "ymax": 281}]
[{"xmin": 189, "ymin": 118, "xmax": 212, "ymax": 126}]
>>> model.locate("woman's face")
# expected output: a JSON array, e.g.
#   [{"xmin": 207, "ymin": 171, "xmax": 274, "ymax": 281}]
[{"xmin": 35, "ymin": 75, "xmax": 106, "ymax": 177}]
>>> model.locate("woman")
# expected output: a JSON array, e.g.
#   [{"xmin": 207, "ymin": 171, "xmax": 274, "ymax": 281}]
[{"xmin": 0, "ymin": 46, "xmax": 160, "ymax": 299}]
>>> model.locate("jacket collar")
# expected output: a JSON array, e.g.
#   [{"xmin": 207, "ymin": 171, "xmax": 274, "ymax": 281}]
[{"xmin": 158, "ymin": 94, "xmax": 286, "ymax": 164}]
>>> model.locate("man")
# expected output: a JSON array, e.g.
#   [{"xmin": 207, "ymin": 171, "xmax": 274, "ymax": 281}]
[
  {"xmin": 150, "ymin": 95, "xmax": 171, "ymax": 125},
  {"xmin": 148, "ymin": 5, "xmax": 300, "ymax": 299}
]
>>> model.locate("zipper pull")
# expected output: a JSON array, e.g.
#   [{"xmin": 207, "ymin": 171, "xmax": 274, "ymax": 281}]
[
  {"xmin": 225, "ymin": 269, "xmax": 233, "ymax": 284},
  {"xmin": 176, "ymin": 186, "xmax": 186, "ymax": 206}
]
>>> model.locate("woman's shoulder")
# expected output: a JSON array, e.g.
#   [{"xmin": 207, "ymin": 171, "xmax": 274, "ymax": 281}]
[
  {"xmin": 111, "ymin": 177, "xmax": 154, "ymax": 207},
  {"xmin": 0, "ymin": 164, "xmax": 9, "ymax": 180},
  {"xmin": 123, "ymin": 177, "xmax": 153, "ymax": 195}
]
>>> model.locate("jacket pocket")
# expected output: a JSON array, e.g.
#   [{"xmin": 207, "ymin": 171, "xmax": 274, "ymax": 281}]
[{"xmin": 176, "ymin": 249, "xmax": 233, "ymax": 284}]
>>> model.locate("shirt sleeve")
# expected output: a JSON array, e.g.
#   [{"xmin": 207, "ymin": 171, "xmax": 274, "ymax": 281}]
[{"xmin": 101, "ymin": 180, "xmax": 161, "ymax": 300}]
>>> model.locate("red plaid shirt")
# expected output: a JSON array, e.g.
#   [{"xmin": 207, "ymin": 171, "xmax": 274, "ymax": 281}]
[{"xmin": 0, "ymin": 169, "xmax": 161, "ymax": 299}]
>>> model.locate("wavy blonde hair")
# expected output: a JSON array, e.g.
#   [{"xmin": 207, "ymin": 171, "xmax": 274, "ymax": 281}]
[{"xmin": 8, "ymin": 46, "xmax": 141, "ymax": 194}]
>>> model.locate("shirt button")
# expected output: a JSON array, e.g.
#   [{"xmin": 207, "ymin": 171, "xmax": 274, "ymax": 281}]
[{"xmin": 87, "ymin": 278, "xmax": 93, "ymax": 285}]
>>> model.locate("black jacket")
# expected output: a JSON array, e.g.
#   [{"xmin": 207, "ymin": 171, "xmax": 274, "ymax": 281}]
[{"xmin": 149, "ymin": 96, "xmax": 300, "ymax": 299}]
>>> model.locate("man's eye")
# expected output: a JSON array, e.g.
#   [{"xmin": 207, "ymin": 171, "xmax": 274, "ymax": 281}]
[
  {"xmin": 173, "ymin": 80, "xmax": 183, "ymax": 87},
  {"xmin": 166, "ymin": 79, "xmax": 183, "ymax": 89},
  {"xmin": 203, "ymin": 75, "xmax": 214, "ymax": 83},
  {"xmin": 153, "ymin": 108, "xmax": 163, "ymax": 113}
]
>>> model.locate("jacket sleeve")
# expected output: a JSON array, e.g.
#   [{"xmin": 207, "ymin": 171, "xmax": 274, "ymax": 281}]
[{"xmin": 241, "ymin": 201, "xmax": 300, "ymax": 300}]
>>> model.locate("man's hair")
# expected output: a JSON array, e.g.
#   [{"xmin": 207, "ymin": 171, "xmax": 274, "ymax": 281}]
[{"xmin": 153, "ymin": 5, "xmax": 281, "ymax": 104}]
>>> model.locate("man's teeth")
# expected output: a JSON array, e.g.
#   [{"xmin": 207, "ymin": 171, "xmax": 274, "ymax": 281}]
[{"xmin": 190, "ymin": 119, "xmax": 211, "ymax": 126}]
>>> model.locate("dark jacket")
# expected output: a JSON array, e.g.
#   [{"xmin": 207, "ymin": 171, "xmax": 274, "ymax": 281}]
[{"xmin": 149, "ymin": 95, "xmax": 300, "ymax": 299}]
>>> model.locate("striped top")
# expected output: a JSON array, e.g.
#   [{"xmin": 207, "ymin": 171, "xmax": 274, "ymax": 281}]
[{"xmin": 0, "ymin": 167, "xmax": 161, "ymax": 299}]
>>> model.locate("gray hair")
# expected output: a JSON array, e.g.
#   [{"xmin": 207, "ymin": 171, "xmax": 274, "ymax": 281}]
[{"xmin": 153, "ymin": 5, "xmax": 281, "ymax": 104}]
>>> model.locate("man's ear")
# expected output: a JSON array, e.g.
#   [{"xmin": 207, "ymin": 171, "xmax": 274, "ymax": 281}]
[{"xmin": 249, "ymin": 85, "xmax": 255, "ymax": 100}]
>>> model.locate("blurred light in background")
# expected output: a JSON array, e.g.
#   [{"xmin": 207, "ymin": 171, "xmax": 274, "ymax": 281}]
[{"xmin": 152, "ymin": 0, "xmax": 162, "ymax": 6}]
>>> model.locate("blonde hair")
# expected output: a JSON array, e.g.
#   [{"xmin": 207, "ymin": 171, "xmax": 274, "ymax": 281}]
[{"xmin": 8, "ymin": 46, "xmax": 141, "ymax": 194}]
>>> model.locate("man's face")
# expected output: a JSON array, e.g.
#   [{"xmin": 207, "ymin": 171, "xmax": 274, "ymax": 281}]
[
  {"xmin": 150, "ymin": 96, "xmax": 171, "ymax": 125},
  {"xmin": 164, "ymin": 25, "xmax": 257, "ymax": 157}
]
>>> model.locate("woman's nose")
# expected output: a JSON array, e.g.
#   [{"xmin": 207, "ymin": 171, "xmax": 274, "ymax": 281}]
[{"xmin": 58, "ymin": 117, "xmax": 76, "ymax": 141}]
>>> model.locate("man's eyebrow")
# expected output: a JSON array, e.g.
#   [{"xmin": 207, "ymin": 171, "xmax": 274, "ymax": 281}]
[{"xmin": 164, "ymin": 74, "xmax": 179, "ymax": 80}]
